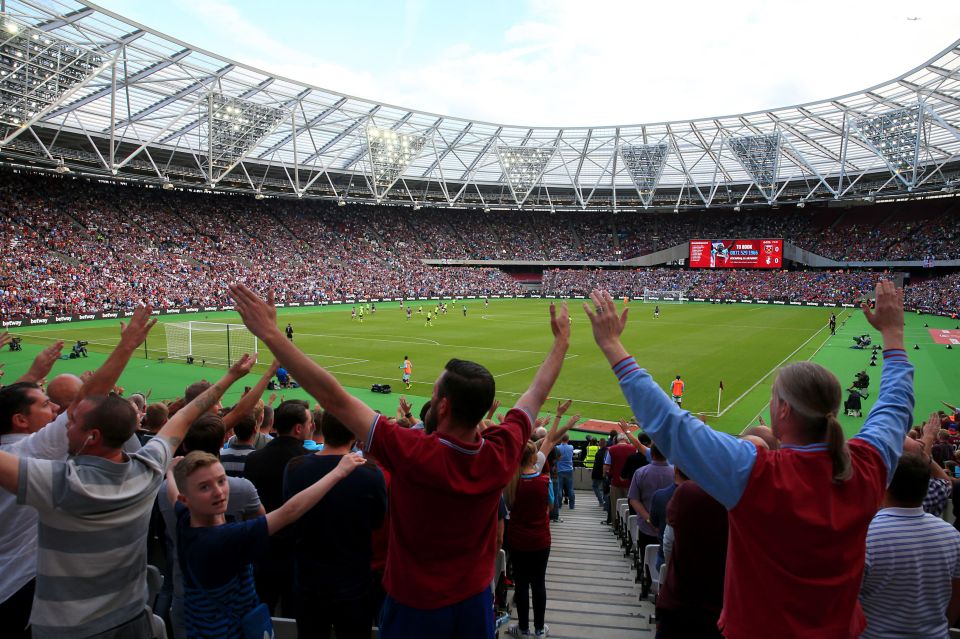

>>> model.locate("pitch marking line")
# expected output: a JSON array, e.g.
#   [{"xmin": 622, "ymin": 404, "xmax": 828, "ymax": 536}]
[
  {"xmin": 297, "ymin": 331, "xmax": 440, "ymax": 346},
  {"xmin": 493, "ymin": 354, "xmax": 580, "ymax": 379},
  {"xmin": 742, "ymin": 309, "xmax": 851, "ymax": 427},
  {"xmin": 717, "ymin": 321, "xmax": 834, "ymax": 419},
  {"xmin": 322, "ymin": 359, "xmax": 370, "ymax": 371}
]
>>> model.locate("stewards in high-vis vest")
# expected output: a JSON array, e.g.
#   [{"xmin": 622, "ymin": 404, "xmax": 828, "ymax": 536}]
[
  {"xmin": 670, "ymin": 376, "xmax": 685, "ymax": 407},
  {"xmin": 584, "ymin": 439, "xmax": 600, "ymax": 469}
]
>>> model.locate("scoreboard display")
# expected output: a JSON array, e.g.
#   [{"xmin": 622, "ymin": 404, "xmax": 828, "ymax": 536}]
[{"xmin": 689, "ymin": 239, "xmax": 783, "ymax": 269}]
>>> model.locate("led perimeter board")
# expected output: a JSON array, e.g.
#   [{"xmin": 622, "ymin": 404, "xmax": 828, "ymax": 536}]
[{"xmin": 689, "ymin": 239, "xmax": 783, "ymax": 269}]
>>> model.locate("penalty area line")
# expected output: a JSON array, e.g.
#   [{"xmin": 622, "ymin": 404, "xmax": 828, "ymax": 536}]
[
  {"xmin": 739, "ymin": 308, "xmax": 852, "ymax": 427},
  {"xmin": 718, "ymin": 321, "xmax": 834, "ymax": 419},
  {"xmin": 493, "ymin": 354, "xmax": 580, "ymax": 379}
]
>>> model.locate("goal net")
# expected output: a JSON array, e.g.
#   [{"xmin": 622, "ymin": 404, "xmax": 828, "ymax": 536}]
[
  {"xmin": 642, "ymin": 288, "xmax": 686, "ymax": 304},
  {"xmin": 164, "ymin": 321, "xmax": 258, "ymax": 366}
]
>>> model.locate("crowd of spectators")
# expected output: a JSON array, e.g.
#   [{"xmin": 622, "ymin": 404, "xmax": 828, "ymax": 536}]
[
  {"xmin": 904, "ymin": 272, "xmax": 960, "ymax": 313},
  {"xmin": 2, "ymin": 282, "xmax": 959, "ymax": 639},
  {"xmin": 1, "ymin": 171, "xmax": 959, "ymax": 319},
  {"xmin": 542, "ymin": 268, "xmax": 896, "ymax": 305}
]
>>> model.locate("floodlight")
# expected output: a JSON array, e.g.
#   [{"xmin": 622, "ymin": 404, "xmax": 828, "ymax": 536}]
[
  {"xmin": 729, "ymin": 133, "xmax": 781, "ymax": 200},
  {"xmin": 206, "ymin": 93, "xmax": 287, "ymax": 183},
  {"xmin": 254, "ymin": 192, "xmax": 264, "ymax": 200},
  {"xmin": 54, "ymin": 157, "xmax": 70, "ymax": 174},
  {"xmin": 853, "ymin": 106, "xmax": 921, "ymax": 183},
  {"xmin": 495, "ymin": 145, "xmax": 556, "ymax": 204},
  {"xmin": 162, "ymin": 178, "xmax": 174, "ymax": 190},
  {"xmin": 337, "ymin": 198, "xmax": 346, "ymax": 207},
  {"xmin": 733, "ymin": 206, "xmax": 741, "ymax": 212},
  {"xmin": 620, "ymin": 143, "xmax": 669, "ymax": 206},
  {"xmin": 364, "ymin": 125, "xmax": 428, "ymax": 199},
  {"xmin": 797, "ymin": 201, "xmax": 805, "ymax": 208},
  {"xmin": 0, "ymin": 17, "xmax": 103, "ymax": 128}
]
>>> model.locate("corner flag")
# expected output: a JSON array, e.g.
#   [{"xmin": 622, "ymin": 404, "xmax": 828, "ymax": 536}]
[{"xmin": 717, "ymin": 380, "xmax": 724, "ymax": 415}]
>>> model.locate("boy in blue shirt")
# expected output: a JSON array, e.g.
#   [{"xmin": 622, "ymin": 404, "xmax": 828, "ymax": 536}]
[{"xmin": 168, "ymin": 450, "xmax": 364, "ymax": 638}]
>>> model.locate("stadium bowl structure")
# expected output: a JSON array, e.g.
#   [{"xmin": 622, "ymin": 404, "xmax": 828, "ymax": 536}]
[{"xmin": 0, "ymin": 0, "xmax": 959, "ymax": 211}]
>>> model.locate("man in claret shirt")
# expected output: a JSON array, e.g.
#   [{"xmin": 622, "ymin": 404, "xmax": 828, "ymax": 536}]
[{"xmin": 229, "ymin": 283, "xmax": 571, "ymax": 639}]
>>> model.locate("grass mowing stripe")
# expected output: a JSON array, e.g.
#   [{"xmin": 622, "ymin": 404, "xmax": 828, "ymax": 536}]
[{"xmin": 718, "ymin": 310, "xmax": 843, "ymax": 418}]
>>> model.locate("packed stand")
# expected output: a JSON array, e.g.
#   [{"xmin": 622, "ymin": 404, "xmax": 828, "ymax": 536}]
[
  {"xmin": 2, "ymin": 170, "xmax": 960, "ymax": 319},
  {"xmin": 542, "ymin": 267, "xmax": 894, "ymax": 305}
]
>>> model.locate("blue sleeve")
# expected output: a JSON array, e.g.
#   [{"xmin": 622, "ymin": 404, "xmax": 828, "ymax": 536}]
[
  {"xmin": 851, "ymin": 350, "xmax": 915, "ymax": 484},
  {"xmin": 613, "ymin": 357, "xmax": 757, "ymax": 509},
  {"xmin": 547, "ymin": 480, "xmax": 555, "ymax": 505},
  {"xmin": 604, "ymin": 450, "xmax": 612, "ymax": 465}
]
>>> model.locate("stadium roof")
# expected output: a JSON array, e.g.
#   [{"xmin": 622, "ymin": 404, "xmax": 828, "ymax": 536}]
[{"xmin": 1, "ymin": 0, "xmax": 959, "ymax": 211}]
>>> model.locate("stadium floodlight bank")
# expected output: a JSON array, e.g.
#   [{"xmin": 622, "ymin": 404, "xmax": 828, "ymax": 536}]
[
  {"xmin": 164, "ymin": 321, "xmax": 257, "ymax": 366},
  {"xmin": 643, "ymin": 289, "xmax": 687, "ymax": 303}
]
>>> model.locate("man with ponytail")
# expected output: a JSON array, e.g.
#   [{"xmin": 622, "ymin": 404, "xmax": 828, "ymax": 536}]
[{"xmin": 585, "ymin": 280, "xmax": 914, "ymax": 639}]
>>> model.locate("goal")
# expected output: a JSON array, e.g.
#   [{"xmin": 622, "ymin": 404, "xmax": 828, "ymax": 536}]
[
  {"xmin": 163, "ymin": 321, "xmax": 257, "ymax": 366},
  {"xmin": 642, "ymin": 288, "xmax": 687, "ymax": 304}
]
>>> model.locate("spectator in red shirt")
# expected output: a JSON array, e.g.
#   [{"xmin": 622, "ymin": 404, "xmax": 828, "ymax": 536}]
[
  {"xmin": 229, "ymin": 284, "xmax": 571, "ymax": 639},
  {"xmin": 603, "ymin": 434, "xmax": 634, "ymax": 524}
]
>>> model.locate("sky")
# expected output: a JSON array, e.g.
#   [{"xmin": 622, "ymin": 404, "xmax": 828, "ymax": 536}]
[{"xmin": 93, "ymin": 0, "xmax": 960, "ymax": 127}]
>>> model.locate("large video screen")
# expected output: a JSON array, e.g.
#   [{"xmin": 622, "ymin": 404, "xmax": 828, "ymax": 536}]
[{"xmin": 689, "ymin": 239, "xmax": 783, "ymax": 269}]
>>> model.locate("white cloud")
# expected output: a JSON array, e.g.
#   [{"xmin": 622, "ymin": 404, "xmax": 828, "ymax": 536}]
[{"xmin": 161, "ymin": 0, "xmax": 960, "ymax": 126}]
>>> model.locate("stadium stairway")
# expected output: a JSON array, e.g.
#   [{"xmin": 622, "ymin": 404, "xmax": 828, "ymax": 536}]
[{"xmin": 540, "ymin": 491, "xmax": 654, "ymax": 638}]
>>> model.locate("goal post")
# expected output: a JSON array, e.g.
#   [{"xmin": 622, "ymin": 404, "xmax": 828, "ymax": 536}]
[
  {"xmin": 642, "ymin": 288, "xmax": 686, "ymax": 304},
  {"xmin": 163, "ymin": 321, "xmax": 257, "ymax": 366}
]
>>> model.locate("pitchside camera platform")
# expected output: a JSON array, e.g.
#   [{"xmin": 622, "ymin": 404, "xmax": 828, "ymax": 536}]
[{"xmin": 689, "ymin": 238, "xmax": 783, "ymax": 269}]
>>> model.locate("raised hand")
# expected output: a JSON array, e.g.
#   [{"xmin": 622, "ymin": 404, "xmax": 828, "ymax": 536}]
[
  {"xmin": 548, "ymin": 413, "xmax": 580, "ymax": 442},
  {"xmin": 861, "ymin": 280, "xmax": 904, "ymax": 348},
  {"xmin": 19, "ymin": 340, "xmax": 64, "ymax": 384},
  {"xmin": 556, "ymin": 398, "xmax": 572, "ymax": 417},
  {"xmin": 0, "ymin": 331, "xmax": 11, "ymax": 350},
  {"xmin": 119, "ymin": 305, "xmax": 157, "ymax": 349},
  {"xmin": 228, "ymin": 353, "xmax": 257, "ymax": 379},
  {"xmin": 923, "ymin": 412, "xmax": 942, "ymax": 441},
  {"xmin": 617, "ymin": 418, "xmax": 630, "ymax": 433},
  {"xmin": 584, "ymin": 290, "xmax": 630, "ymax": 361},
  {"xmin": 228, "ymin": 283, "xmax": 280, "ymax": 340},
  {"xmin": 549, "ymin": 301, "xmax": 571, "ymax": 343},
  {"xmin": 485, "ymin": 398, "xmax": 501, "ymax": 421}
]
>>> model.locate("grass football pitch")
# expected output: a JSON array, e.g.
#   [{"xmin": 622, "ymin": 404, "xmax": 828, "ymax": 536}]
[{"xmin": 4, "ymin": 299, "xmax": 955, "ymax": 438}]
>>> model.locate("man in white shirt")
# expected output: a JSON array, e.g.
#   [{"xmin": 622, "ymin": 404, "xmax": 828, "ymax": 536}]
[{"xmin": 860, "ymin": 450, "xmax": 960, "ymax": 638}]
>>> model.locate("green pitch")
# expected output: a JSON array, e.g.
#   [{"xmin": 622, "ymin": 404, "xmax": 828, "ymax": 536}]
[{"xmin": 3, "ymin": 299, "xmax": 955, "ymax": 438}]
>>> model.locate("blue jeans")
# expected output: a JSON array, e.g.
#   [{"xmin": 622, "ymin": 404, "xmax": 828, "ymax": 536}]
[
  {"xmin": 550, "ymin": 475, "xmax": 561, "ymax": 519},
  {"xmin": 559, "ymin": 471, "xmax": 575, "ymax": 509},
  {"xmin": 380, "ymin": 589, "xmax": 494, "ymax": 639},
  {"xmin": 592, "ymin": 478, "xmax": 606, "ymax": 506}
]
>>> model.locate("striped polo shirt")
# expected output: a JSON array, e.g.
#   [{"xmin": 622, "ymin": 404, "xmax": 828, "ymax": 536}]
[
  {"xmin": 860, "ymin": 506, "xmax": 960, "ymax": 639},
  {"xmin": 17, "ymin": 436, "xmax": 171, "ymax": 638},
  {"xmin": 219, "ymin": 443, "xmax": 257, "ymax": 477}
]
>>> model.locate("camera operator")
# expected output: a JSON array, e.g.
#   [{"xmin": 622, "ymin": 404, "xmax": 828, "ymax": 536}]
[{"xmin": 72, "ymin": 340, "xmax": 88, "ymax": 358}]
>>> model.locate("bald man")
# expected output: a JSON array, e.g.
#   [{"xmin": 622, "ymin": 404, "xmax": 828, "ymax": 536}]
[{"xmin": 45, "ymin": 374, "xmax": 82, "ymax": 416}]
